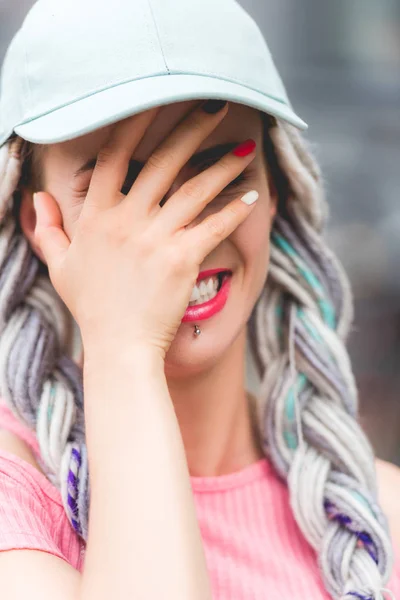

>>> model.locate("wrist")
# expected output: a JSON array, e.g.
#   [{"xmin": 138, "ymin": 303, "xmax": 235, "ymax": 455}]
[{"xmin": 82, "ymin": 340, "xmax": 165, "ymax": 374}]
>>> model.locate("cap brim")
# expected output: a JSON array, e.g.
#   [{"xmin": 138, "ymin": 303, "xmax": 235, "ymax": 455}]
[{"xmin": 14, "ymin": 73, "xmax": 307, "ymax": 144}]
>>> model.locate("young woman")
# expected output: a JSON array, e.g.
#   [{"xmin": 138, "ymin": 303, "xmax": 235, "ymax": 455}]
[{"xmin": 0, "ymin": 1, "xmax": 398, "ymax": 599}]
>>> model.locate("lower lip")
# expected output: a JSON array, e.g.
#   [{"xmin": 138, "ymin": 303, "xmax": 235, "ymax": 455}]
[{"xmin": 182, "ymin": 275, "xmax": 232, "ymax": 322}]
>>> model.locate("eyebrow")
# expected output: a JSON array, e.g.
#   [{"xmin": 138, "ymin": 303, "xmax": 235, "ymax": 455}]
[{"xmin": 73, "ymin": 142, "xmax": 239, "ymax": 178}]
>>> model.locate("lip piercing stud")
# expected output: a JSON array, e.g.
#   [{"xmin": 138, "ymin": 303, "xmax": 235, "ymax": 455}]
[{"xmin": 194, "ymin": 324, "xmax": 201, "ymax": 337}]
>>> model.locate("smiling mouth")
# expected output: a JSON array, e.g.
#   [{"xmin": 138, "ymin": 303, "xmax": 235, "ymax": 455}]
[{"xmin": 188, "ymin": 271, "xmax": 231, "ymax": 307}]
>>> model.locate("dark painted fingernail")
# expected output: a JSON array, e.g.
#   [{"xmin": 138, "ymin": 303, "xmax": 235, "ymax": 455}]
[{"xmin": 201, "ymin": 100, "xmax": 228, "ymax": 114}]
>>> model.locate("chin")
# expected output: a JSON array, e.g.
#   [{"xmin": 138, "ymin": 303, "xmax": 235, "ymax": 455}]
[
  {"xmin": 164, "ymin": 318, "xmax": 245, "ymax": 379},
  {"xmin": 164, "ymin": 270, "xmax": 258, "ymax": 378}
]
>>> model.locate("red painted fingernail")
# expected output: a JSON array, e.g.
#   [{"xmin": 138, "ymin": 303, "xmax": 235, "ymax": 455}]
[{"xmin": 233, "ymin": 139, "xmax": 256, "ymax": 157}]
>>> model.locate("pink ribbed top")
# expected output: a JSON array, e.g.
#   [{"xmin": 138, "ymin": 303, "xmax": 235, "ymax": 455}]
[{"xmin": 0, "ymin": 399, "xmax": 399, "ymax": 599}]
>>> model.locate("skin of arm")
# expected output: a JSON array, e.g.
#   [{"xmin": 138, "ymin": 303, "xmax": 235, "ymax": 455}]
[
  {"xmin": 375, "ymin": 458, "xmax": 400, "ymax": 550},
  {"xmin": 0, "ymin": 343, "xmax": 213, "ymax": 600},
  {"xmin": 78, "ymin": 344, "xmax": 212, "ymax": 600},
  {"xmin": 1, "ymin": 103, "xmax": 258, "ymax": 598}
]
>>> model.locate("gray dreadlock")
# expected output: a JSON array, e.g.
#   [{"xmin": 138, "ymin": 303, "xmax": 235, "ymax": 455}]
[{"xmin": 0, "ymin": 116, "xmax": 394, "ymax": 599}]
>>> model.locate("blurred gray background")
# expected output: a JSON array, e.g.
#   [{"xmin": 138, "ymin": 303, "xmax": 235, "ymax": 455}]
[{"xmin": 1, "ymin": 0, "xmax": 400, "ymax": 463}]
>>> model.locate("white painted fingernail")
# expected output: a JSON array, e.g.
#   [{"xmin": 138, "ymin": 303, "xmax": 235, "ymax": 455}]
[{"xmin": 240, "ymin": 190, "xmax": 259, "ymax": 205}]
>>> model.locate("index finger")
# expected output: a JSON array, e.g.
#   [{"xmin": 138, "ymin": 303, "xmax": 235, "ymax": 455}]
[{"xmin": 82, "ymin": 106, "xmax": 161, "ymax": 215}]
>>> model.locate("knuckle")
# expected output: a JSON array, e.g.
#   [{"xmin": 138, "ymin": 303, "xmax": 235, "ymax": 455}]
[
  {"xmin": 165, "ymin": 244, "xmax": 187, "ymax": 273},
  {"xmin": 105, "ymin": 219, "xmax": 127, "ymax": 244},
  {"xmin": 181, "ymin": 178, "xmax": 205, "ymax": 200},
  {"xmin": 205, "ymin": 214, "xmax": 226, "ymax": 239},
  {"xmin": 137, "ymin": 230, "xmax": 156, "ymax": 256},
  {"xmin": 179, "ymin": 241, "xmax": 197, "ymax": 264},
  {"xmin": 216, "ymin": 159, "xmax": 232, "ymax": 176},
  {"xmin": 146, "ymin": 148, "xmax": 175, "ymax": 171},
  {"xmin": 226, "ymin": 205, "xmax": 240, "ymax": 220}
]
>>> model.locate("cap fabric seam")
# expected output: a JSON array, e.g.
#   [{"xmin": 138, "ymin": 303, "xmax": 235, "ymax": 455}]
[
  {"xmin": 146, "ymin": 0, "xmax": 171, "ymax": 75},
  {"xmin": 13, "ymin": 71, "xmax": 288, "ymax": 130}
]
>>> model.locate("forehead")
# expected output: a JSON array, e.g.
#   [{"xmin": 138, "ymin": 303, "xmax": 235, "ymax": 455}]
[{"xmin": 44, "ymin": 101, "xmax": 263, "ymax": 165}]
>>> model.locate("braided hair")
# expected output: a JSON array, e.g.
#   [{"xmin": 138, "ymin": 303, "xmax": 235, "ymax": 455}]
[{"xmin": 0, "ymin": 115, "xmax": 394, "ymax": 599}]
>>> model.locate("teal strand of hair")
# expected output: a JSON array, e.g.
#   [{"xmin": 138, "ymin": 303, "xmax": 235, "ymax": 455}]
[
  {"xmin": 272, "ymin": 231, "xmax": 336, "ymax": 329},
  {"xmin": 284, "ymin": 372, "xmax": 307, "ymax": 449}
]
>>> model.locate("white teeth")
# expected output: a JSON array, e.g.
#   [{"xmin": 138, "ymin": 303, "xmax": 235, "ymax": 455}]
[
  {"xmin": 190, "ymin": 286, "xmax": 200, "ymax": 302},
  {"xmin": 189, "ymin": 275, "xmax": 221, "ymax": 305},
  {"xmin": 207, "ymin": 279, "xmax": 214, "ymax": 294}
]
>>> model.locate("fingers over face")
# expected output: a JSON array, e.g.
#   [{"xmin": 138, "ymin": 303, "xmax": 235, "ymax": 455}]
[
  {"xmin": 121, "ymin": 101, "xmax": 229, "ymax": 216},
  {"xmin": 81, "ymin": 106, "xmax": 161, "ymax": 216},
  {"xmin": 154, "ymin": 138, "xmax": 257, "ymax": 233},
  {"xmin": 186, "ymin": 190, "xmax": 258, "ymax": 264}
]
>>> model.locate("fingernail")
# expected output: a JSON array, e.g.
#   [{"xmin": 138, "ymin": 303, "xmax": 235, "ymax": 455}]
[
  {"xmin": 201, "ymin": 100, "xmax": 228, "ymax": 114},
  {"xmin": 233, "ymin": 139, "xmax": 256, "ymax": 157},
  {"xmin": 240, "ymin": 190, "xmax": 259, "ymax": 205}
]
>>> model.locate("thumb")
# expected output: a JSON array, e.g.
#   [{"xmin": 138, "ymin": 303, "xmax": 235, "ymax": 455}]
[{"xmin": 33, "ymin": 192, "xmax": 70, "ymax": 271}]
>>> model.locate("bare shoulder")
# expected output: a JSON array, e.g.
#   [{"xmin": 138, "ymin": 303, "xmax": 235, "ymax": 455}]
[{"xmin": 375, "ymin": 458, "xmax": 400, "ymax": 547}]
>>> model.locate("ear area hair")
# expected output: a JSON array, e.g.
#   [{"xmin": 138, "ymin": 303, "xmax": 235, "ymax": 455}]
[
  {"xmin": 10, "ymin": 138, "xmax": 45, "ymax": 232},
  {"xmin": 17, "ymin": 138, "xmax": 45, "ymax": 192},
  {"xmin": 260, "ymin": 112, "xmax": 290, "ymax": 219}
]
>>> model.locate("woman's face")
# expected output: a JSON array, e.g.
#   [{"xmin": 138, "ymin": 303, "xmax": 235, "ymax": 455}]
[{"xmin": 20, "ymin": 101, "xmax": 277, "ymax": 374}]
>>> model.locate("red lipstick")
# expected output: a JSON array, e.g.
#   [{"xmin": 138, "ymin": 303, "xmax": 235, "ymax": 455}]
[
  {"xmin": 183, "ymin": 269, "xmax": 232, "ymax": 323},
  {"xmin": 196, "ymin": 268, "xmax": 231, "ymax": 284}
]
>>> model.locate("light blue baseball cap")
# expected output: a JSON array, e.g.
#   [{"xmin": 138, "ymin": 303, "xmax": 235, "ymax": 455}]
[{"xmin": 0, "ymin": 0, "xmax": 307, "ymax": 148}]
